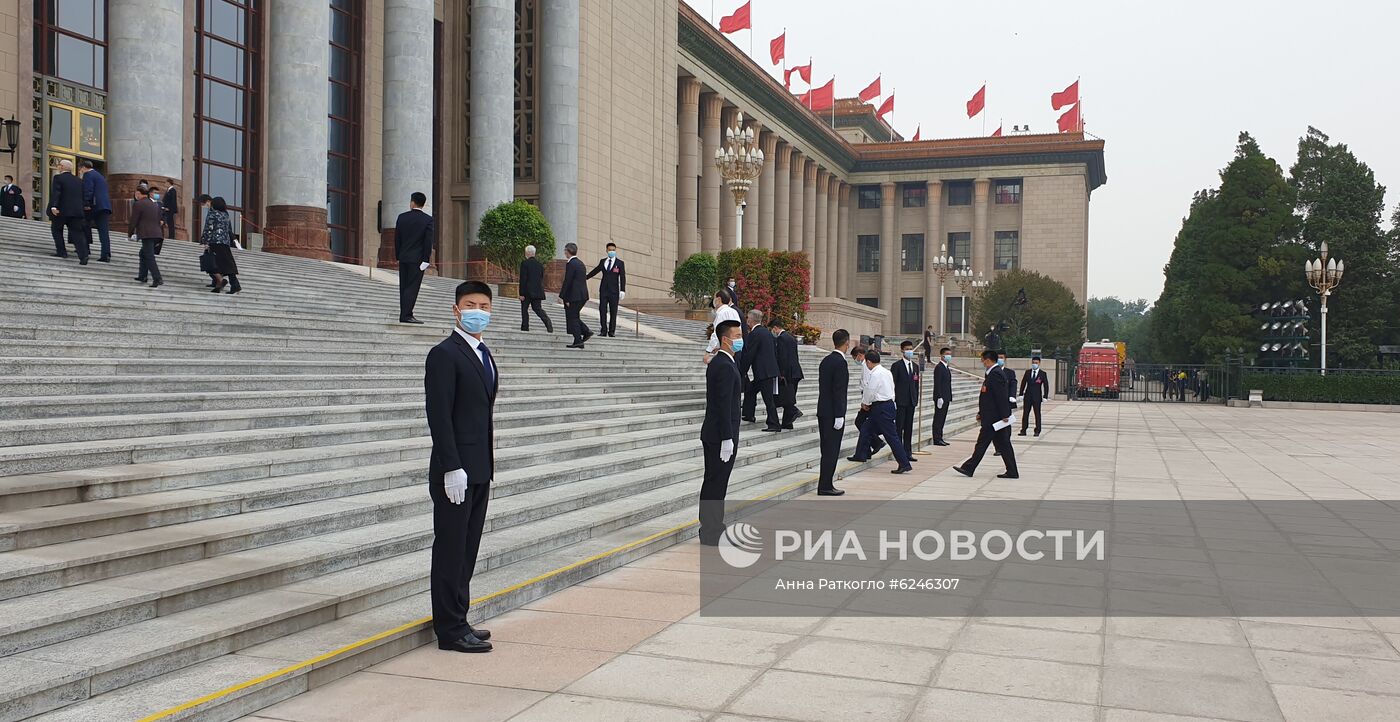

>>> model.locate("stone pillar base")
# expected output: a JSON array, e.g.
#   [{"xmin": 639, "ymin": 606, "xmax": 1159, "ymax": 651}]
[
  {"xmin": 377, "ymin": 227, "xmax": 398, "ymax": 269},
  {"xmin": 543, "ymin": 258, "xmax": 566, "ymax": 294},
  {"xmin": 108, "ymin": 174, "xmax": 184, "ymax": 240},
  {"xmin": 263, "ymin": 205, "xmax": 331, "ymax": 260}
]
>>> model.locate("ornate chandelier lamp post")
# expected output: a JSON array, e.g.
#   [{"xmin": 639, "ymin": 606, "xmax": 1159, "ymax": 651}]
[
  {"xmin": 1305, "ymin": 241, "xmax": 1344, "ymax": 375},
  {"xmin": 931, "ymin": 245, "xmax": 957, "ymax": 335},
  {"xmin": 714, "ymin": 112, "xmax": 763, "ymax": 250},
  {"xmin": 952, "ymin": 266, "xmax": 987, "ymax": 340}
]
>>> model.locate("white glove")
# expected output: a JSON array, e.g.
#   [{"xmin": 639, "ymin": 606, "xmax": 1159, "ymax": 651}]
[
  {"xmin": 1009, "ymin": 396, "xmax": 1017, "ymax": 404},
  {"xmin": 719, "ymin": 439, "xmax": 735, "ymax": 462},
  {"xmin": 619, "ymin": 291, "xmax": 626, "ymax": 301},
  {"xmin": 834, "ymin": 417, "xmax": 844, "ymax": 430},
  {"xmin": 129, "ymin": 233, "xmax": 138, "ymax": 242},
  {"xmin": 444, "ymin": 468, "xmax": 468, "ymax": 504},
  {"xmin": 419, "ymin": 261, "xmax": 430, "ymax": 271},
  {"xmin": 936, "ymin": 399, "xmax": 944, "ymax": 409}
]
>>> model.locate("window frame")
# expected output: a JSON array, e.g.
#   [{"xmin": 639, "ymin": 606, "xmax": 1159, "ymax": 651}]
[
  {"xmin": 857, "ymin": 185, "xmax": 881, "ymax": 209},
  {"xmin": 994, "ymin": 179, "xmax": 1022, "ymax": 204},
  {"xmin": 946, "ymin": 181, "xmax": 973, "ymax": 207},
  {"xmin": 994, "ymin": 230, "xmax": 1020, "ymax": 271},
  {"xmin": 194, "ymin": 0, "xmax": 261, "ymax": 233},
  {"xmin": 35, "ymin": 0, "xmax": 109, "ymax": 90},
  {"xmin": 900, "ymin": 297, "xmax": 923, "ymax": 335},
  {"xmin": 946, "ymin": 231, "xmax": 971, "ymax": 268},
  {"xmin": 900, "ymin": 233, "xmax": 924, "ymax": 272},
  {"xmin": 901, "ymin": 183, "xmax": 927, "ymax": 208},
  {"xmin": 857, "ymin": 234, "xmax": 881, "ymax": 273}
]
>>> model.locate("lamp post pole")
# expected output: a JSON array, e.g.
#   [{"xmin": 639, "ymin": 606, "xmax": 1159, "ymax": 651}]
[
  {"xmin": 953, "ymin": 267, "xmax": 986, "ymax": 341},
  {"xmin": 931, "ymin": 244, "xmax": 955, "ymax": 336},
  {"xmin": 715, "ymin": 112, "xmax": 763, "ymax": 250},
  {"xmin": 1305, "ymin": 241, "xmax": 1345, "ymax": 376}
]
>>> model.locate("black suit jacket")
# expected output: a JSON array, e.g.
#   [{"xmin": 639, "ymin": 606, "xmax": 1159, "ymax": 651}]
[
  {"xmin": 739, "ymin": 325, "xmax": 780, "ymax": 382},
  {"xmin": 586, "ymin": 257, "xmax": 626, "ymax": 298},
  {"xmin": 162, "ymin": 188, "xmax": 179, "ymax": 216},
  {"xmin": 979, "ymin": 369, "xmax": 1012, "ymax": 427},
  {"xmin": 1019, "ymin": 368, "xmax": 1048, "ymax": 404},
  {"xmin": 394, "ymin": 208, "xmax": 434, "ymax": 266},
  {"xmin": 892, "ymin": 358, "xmax": 920, "ymax": 408},
  {"xmin": 1002, "ymin": 366, "xmax": 1019, "ymax": 404},
  {"xmin": 49, "ymin": 172, "xmax": 84, "ymax": 219},
  {"xmin": 933, "ymin": 362, "xmax": 953, "ymax": 403},
  {"xmin": 560, "ymin": 256, "xmax": 589, "ymax": 303},
  {"xmin": 817, "ymin": 351, "xmax": 849, "ymax": 420},
  {"xmin": 775, "ymin": 331, "xmax": 803, "ymax": 382},
  {"xmin": 1, "ymin": 184, "xmax": 24, "ymax": 217},
  {"xmin": 425, "ymin": 333, "xmax": 499, "ymax": 486},
  {"xmin": 701, "ymin": 351, "xmax": 742, "ymax": 443},
  {"xmin": 518, "ymin": 257, "xmax": 546, "ymax": 300},
  {"xmin": 128, "ymin": 198, "xmax": 164, "ymax": 239}
]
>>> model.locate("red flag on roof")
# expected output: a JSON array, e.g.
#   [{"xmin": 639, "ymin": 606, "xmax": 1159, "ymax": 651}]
[
  {"xmin": 858, "ymin": 76, "xmax": 881, "ymax": 103},
  {"xmin": 912, "ymin": 125, "xmax": 921, "ymax": 141},
  {"xmin": 1057, "ymin": 103, "xmax": 1081, "ymax": 132},
  {"xmin": 966, "ymin": 84, "xmax": 985, "ymax": 118},
  {"xmin": 1051, "ymin": 80, "xmax": 1079, "ymax": 111},
  {"xmin": 769, "ymin": 31, "xmax": 785, "ymax": 65},
  {"xmin": 990, "ymin": 124, "xmax": 1003, "ymax": 137},
  {"xmin": 784, "ymin": 62, "xmax": 811, "ymax": 90},
  {"xmin": 719, "ymin": 1, "xmax": 751, "ymax": 33},
  {"xmin": 875, "ymin": 93, "xmax": 894, "ymax": 119},
  {"xmin": 800, "ymin": 78, "xmax": 835, "ymax": 111}
]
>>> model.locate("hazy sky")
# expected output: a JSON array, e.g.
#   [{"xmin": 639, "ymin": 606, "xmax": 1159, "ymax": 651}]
[{"xmin": 685, "ymin": 0, "xmax": 1399, "ymax": 302}]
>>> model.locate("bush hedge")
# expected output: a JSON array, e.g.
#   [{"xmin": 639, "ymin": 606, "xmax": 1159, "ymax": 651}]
[
  {"xmin": 477, "ymin": 200, "xmax": 555, "ymax": 279},
  {"xmin": 1244, "ymin": 372, "xmax": 1400, "ymax": 404},
  {"xmin": 671, "ymin": 253, "xmax": 720, "ymax": 310}
]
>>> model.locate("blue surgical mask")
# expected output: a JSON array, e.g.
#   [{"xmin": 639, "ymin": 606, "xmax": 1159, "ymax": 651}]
[
  {"xmin": 607, "ymin": 250, "xmax": 616, "ymax": 258},
  {"xmin": 997, "ymin": 358, "xmax": 1006, "ymax": 366},
  {"xmin": 942, "ymin": 355, "xmax": 952, "ymax": 363},
  {"xmin": 903, "ymin": 350, "xmax": 914, "ymax": 359},
  {"xmin": 728, "ymin": 282, "xmax": 736, "ymax": 289},
  {"xmin": 731, "ymin": 338, "xmax": 745, "ymax": 354},
  {"xmin": 152, "ymin": 193, "xmax": 160, "ymax": 202},
  {"xmin": 1032, "ymin": 363, "xmax": 1040, "ymax": 371},
  {"xmin": 457, "ymin": 309, "xmax": 490, "ymax": 334}
]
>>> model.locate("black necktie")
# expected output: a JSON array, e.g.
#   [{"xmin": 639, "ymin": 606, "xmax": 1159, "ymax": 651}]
[{"xmin": 478, "ymin": 342, "xmax": 495, "ymax": 388}]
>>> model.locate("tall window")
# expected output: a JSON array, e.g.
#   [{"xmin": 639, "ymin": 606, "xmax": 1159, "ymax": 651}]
[
  {"xmin": 900, "ymin": 298, "xmax": 923, "ymax": 335},
  {"xmin": 995, "ymin": 179, "xmax": 1022, "ymax": 204},
  {"xmin": 195, "ymin": 0, "xmax": 261, "ymax": 233},
  {"xmin": 946, "ymin": 232, "xmax": 971, "ymax": 268},
  {"xmin": 857, "ymin": 234, "xmax": 880, "ymax": 273},
  {"xmin": 901, "ymin": 233, "xmax": 923, "ymax": 272},
  {"xmin": 857, "ymin": 297, "xmax": 880, "ymax": 309},
  {"xmin": 947, "ymin": 181, "xmax": 972, "ymax": 206},
  {"xmin": 901, "ymin": 183, "xmax": 926, "ymax": 208},
  {"xmin": 945, "ymin": 297, "xmax": 965, "ymax": 334},
  {"xmin": 994, "ymin": 231, "xmax": 1020, "ymax": 270},
  {"xmin": 35, "ymin": 0, "xmax": 107, "ymax": 89},
  {"xmin": 857, "ymin": 185, "xmax": 881, "ymax": 209},
  {"xmin": 328, "ymin": 0, "xmax": 363, "ymax": 261}
]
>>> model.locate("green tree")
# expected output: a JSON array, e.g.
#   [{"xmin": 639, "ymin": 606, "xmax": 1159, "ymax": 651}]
[
  {"xmin": 476, "ymin": 201, "xmax": 556, "ymax": 280},
  {"xmin": 1150, "ymin": 133, "xmax": 1301, "ymax": 363},
  {"xmin": 1088, "ymin": 296, "xmax": 1149, "ymax": 322},
  {"xmin": 969, "ymin": 269, "xmax": 1085, "ymax": 356},
  {"xmin": 1087, "ymin": 310, "xmax": 1116, "ymax": 342},
  {"xmin": 1290, "ymin": 127, "xmax": 1394, "ymax": 368},
  {"xmin": 671, "ymin": 253, "xmax": 719, "ymax": 310}
]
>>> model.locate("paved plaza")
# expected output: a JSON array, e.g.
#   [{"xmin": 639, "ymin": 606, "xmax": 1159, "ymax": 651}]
[{"xmin": 241, "ymin": 402, "xmax": 1400, "ymax": 722}]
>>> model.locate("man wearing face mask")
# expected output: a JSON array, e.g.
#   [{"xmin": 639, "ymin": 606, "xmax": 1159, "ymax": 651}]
[
  {"xmin": 585, "ymin": 241, "xmax": 626, "ymax": 337},
  {"xmin": 699, "ymin": 319, "xmax": 744, "ymax": 545},
  {"xmin": 995, "ymin": 351, "xmax": 1017, "ymax": 457},
  {"xmin": 931, "ymin": 347, "xmax": 953, "ymax": 446},
  {"xmin": 725, "ymin": 277, "xmax": 742, "ymax": 313},
  {"xmin": 1018, "ymin": 355, "xmax": 1048, "ymax": 437},
  {"xmin": 424, "ymin": 281, "xmax": 499, "ymax": 653},
  {"xmin": 892, "ymin": 341, "xmax": 921, "ymax": 457},
  {"xmin": 560, "ymin": 242, "xmax": 593, "ymax": 349},
  {"xmin": 848, "ymin": 350, "xmax": 913, "ymax": 474},
  {"xmin": 953, "ymin": 349, "xmax": 1019, "ymax": 479}
]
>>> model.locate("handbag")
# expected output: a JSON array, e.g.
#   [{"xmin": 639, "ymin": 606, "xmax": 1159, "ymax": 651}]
[{"xmin": 199, "ymin": 248, "xmax": 217, "ymax": 273}]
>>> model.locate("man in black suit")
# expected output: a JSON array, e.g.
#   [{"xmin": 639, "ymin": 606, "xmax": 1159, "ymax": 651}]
[
  {"xmin": 161, "ymin": 185, "xmax": 179, "ymax": 239},
  {"xmin": 931, "ymin": 346, "xmax": 953, "ymax": 446},
  {"xmin": 1, "ymin": 175, "xmax": 24, "ymax": 218},
  {"xmin": 48, "ymin": 160, "xmax": 87, "ymax": 263},
  {"xmin": 517, "ymin": 244, "xmax": 552, "ymax": 332},
  {"xmin": 424, "ymin": 280, "xmax": 499, "ymax": 653},
  {"xmin": 739, "ymin": 309, "xmax": 782, "ymax": 432},
  {"xmin": 995, "ymin": 351, "xmax": 1017, "ymax": 457},
  {"xmin": 559, "ymin": 242, "xmax": 593, "ymax": 348},
  {"xmin": 816, "ymin": 329, "xmax": 851, "ymax": 496},
  {"xmin": 699, "ymin": 319, "xmax": 744, "ymax": 545},
  {"xmin": 953, "ymin": 350, "xmax": 1019, "ymax": 479},
  {"xmin": 394, "ymin": 192, "xmax": 434, "ymax": 324},
  {"xmin": 1018, "ymin": 355, "xmax": 1048, "ymax": 437},
  {"xmin": 585, "ymin": 241, "xmax": 626, "ymax": 337},
  {"xmin": 770, "ymin": 318, "xmax": 804, "ymax": 429},
  {"xmin": 78, "ymin": 159, "xmax": 112, "ymax": 262},
  {"xmin": 892, "ymin": 340, "xmax": 921, "ymax": 458}
]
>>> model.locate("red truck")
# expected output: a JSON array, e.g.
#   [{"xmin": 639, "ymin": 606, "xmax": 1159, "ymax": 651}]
[{"xmin": 1076, "ymin": 341, "xmax": 1122, "ymax": 398}]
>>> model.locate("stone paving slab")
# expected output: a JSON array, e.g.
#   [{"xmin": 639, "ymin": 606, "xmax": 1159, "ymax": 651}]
[{"xmin": 243, "ymin": 402, "xmax": 1400, "ymax": 722}]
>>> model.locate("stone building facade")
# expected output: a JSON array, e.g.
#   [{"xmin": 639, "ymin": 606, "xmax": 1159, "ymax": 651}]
[{"xmin": 0, "ymin": 0, "xmax": 1104, "ymax": 338}]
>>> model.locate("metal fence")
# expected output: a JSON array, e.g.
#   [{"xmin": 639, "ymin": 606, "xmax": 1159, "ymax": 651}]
[{"xmin": 1053, "ymin": 359, "xmax": 1233, "ymax": 404}]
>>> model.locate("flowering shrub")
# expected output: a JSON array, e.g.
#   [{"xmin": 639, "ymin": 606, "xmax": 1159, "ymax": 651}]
[
  {"xmin": 790, "ymin": 322, "xmax": 823, "ymax": 345},
  {"xmin": 718, "ymin": 248, "xmax": 772, "ymax": 312},
  {"xmin": 715, "ymin": 250, "xmax": 814, "ymax": 340},
  {"xmin": 765, "ymin": 251, "xmax": 811, "ymax": 325}
]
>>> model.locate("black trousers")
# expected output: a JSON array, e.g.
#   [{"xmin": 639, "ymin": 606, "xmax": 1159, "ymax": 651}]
[
  {"xmin": 398, "ymin": 264, "xmax": 424, "ymax": 320},
  {"xmin": 961, "ymin": 424, "xmax": 1018, "ymax": 475},
  {"xmin": 429, "ymin": 481, "xmax": 491, "ymax": 642},
  {"xmin": 896, "ymin": 404, "xmax": 916, "ymax": 452},
  {"xmin": 817, "ymin": 415, "xmax": 843, "ymax": 491},
  {"xmin": 563, "ymin": 300, "xmax": 591, "ymax": 342},
  {"xmin": 598, "ymin": 295, "xmax": 619, "ymax": 335},
  {"xmin": 1020, "ymin": 401, "xmax": 1042, "ymax": 433},
  {"xmin": 87, "ymin": 211, "xmax": 111, "ymax": 259},
  {"xmin": 853, "ymin": 407, "xmax": 885, "ymax": 454},
  {"xmin": 137, "ymin": 238, "xmax": 162, "ymax": 283},
  {"xmin": 780, "ymin": 379, "xmax": 801, "ymax": 427},
  {"xmin": 932, "ymin": 398, "xmax": 950, "ymax": 442},
  {"xmin": 52, "ymin": 216, "xmax": 87, "ymax": 259},
  {"xmin": 853, "ymin": 401, "xmax": 910, "ymax": 466},
  {"xmin": 743, "ymin": 376, "xmax": 780, "ymax": 429},
  {"xmin": 699, "ymin": 440, "xmax": 737, "ymax": 545},
  {"xmin": 520, "ymin": 298, "xmax": 552, "ymax": 331}
]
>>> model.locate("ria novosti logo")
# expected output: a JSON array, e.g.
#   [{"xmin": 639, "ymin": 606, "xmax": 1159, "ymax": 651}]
[{"xmin": 718, "ymin": 522, "xmax": 763, "ymax": 568}]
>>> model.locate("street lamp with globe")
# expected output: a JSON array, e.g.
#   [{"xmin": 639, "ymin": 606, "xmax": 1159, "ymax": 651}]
[
  {"xmin": 714, "ymin": 112, "xmax": 763, "ymax": 250},
  {"xmin": 1305, "ymin": 242, "xmax": 1344, "ymax": 375}
]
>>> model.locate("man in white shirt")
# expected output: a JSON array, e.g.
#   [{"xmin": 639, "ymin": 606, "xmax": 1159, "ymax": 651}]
[
  {"xmin": 704, "ymin": 289, "xmax": 742, "ymax": 363},
  {"xmin": 846, "ymin": 350, "xmax": 912, "ymax": 473},
  {"xmin": 850, "ymin": 346, "xmax": 885, "ymax": 455}
]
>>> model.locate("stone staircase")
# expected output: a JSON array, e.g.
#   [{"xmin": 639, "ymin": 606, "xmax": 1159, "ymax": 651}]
[{"xmin": 0, "ymin": 216, "xmax": 983, "ymax": 722}]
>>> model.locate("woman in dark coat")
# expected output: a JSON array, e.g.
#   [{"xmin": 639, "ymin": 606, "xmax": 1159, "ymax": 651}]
[{"xmin": 200, "ymin": 196, "xmax": 241, "ymax": 294}]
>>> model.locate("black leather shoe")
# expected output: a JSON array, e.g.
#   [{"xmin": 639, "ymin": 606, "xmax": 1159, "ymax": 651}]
[
  {"xmin": 763, "ymin": 426, "xmax": 782, "ymax": 433},
  {"xmin": 847, "ymin": 456, "xmax": 869, "ymax": 463},
  {"xmin": 953, "ymin": 466, "xmax": 974, "ymax": 477},
  {"xmin": 134, "ymin": 277, "xmax": 146, "ymax": 282},
  {"xmin": 934, "ymin": 440, "xmax": 951, "ymax": 446},
  {"xmin": 780, "ymin": 424, "xmax": 794, "ymax": 430},
  {"xmin": 438, "ymin": 634, "xmax": 492, "ymax": 653},
  {"xmin": 742, "ymin": 417, "xmax": 757, "ymax": 423},
  {"xmin": 79, "ymin": 259, "xmax": 88, "ymax": 265},
  {"xmin": 817, "ymin": 488, "xmax": 845, "ymax": 496},
  {"xmin": 401, "ymin": 317, "xmax": 424, "ymax": 324},
  {"xmin": 891, "ymin": 466, "xmax": 913, "ymax": 474},
  {"xmin": 1017, "ymin": 431, "xmax": 1027, "ymax": 436},
  {"xmin": 997, "ymin": 473, "xmax": 1020, "ymax": 479},
  {"xmin": 466, "ymin": 625, "xmax": 491, "ymax": 641},
  {"xmin": 993, "ymin": 451, "xmax": 1001, "ymax": 456},
  {"xmin": 1034, "ymin": 431, "xmax": 1040, "ymax": 437},
  {"xmin": 793, "ymin": 410, "xmax": 804, "ymax": 420},
  {"xmin": 567, "ymin": 341, "xmax": 583, "ymax": 349},
  {"xmin": 52, "ymin": 253, "xmax": 67, "ymax": 258},
  {"xmin": 98, "ymin": 257, "xmax": 110, "ymax": 263},
  {"xmin": 908, "ymin": 457, "xmax": 919, "ymax": 462},
  {"xmin": 150, "ymin": 280, "xmax": 163, "ymax": 289}
]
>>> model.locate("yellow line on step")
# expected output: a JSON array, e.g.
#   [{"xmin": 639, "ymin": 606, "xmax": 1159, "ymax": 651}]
[{"xmin": 137, "ymin": 470, "xmax": 827, "ymax": 721}]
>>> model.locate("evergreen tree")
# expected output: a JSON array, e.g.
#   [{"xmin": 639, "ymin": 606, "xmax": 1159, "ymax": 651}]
[
  {"xmin": 969, "ymin": 269, "xmax": 1085, "ymax": 357},
  {"xmin": 1290, "ymin": 127, "xmax": 1394, "ymax": 368},
  {"xmin": 1151, "ymin": 133, "xmax": 1301, "ymax": 363}
]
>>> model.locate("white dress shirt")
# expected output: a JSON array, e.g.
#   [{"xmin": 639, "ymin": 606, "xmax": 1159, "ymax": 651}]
[
  {"xmin": 861, "ymin": 364, "xmax": 896, "ymax": 405},
  {"xmin": 706, "ymin": 304, "xmax": 742, "ymax": 352},
  {"xmin": 453, "ymin": 327, "xmax": 496, "ymax": 379},
  {"xmin": 859, "ymin": 362, "xmax": 872, "ymax": 390}
]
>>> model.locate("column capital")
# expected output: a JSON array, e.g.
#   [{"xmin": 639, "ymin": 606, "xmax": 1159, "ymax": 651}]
[
  {"xmin": 974, "ymin": 177, "xmax": 991, "ymax": 194},
  {"xmin": 804, "ymin": 160, "xmax": 817, "ymax": 182},
  {"xmin": 700, "ymin": 93, "xmax": 724, "ymax": 127},
  {"xmin": 927, "ymin": 178, "xmax": 943, "ymax": 189},
  {"xmin": 760, "ymin": 131, "xmax": 779, "ymax": 155},
  {"xmin": 828, "ymin": 178, "xmax": 840, "ymax": 199},
  {"xmin": 774, "ymin": 142, "xmax": 791, "ymax": 170},
  {"xmin": 839, "ymin": 182, "xmax": 851, "ymax": 202},
  {"xmin": 816, "ymin": 169, "xmax": 830, "ymax": 192},
  {"xmin": 880, "ymin": 180, "xmax": 896, "ymax": 205},
  {"xmin": 679, "ymin": 76, "xmax": 701, "ymax": 106},
  {"xmin": 789, "ymin": 150, "xmax": 804, "ymax": 174}
]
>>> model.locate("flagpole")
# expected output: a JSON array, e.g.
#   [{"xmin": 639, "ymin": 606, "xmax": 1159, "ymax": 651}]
[
  {"xmin": 710, "ymin": 0, "xmax": 715, "ymax": 24},
  {"xmin": 806, "ymin": 57, "xmax": 813, "ymax": 109},
  {"xmin": 981, "ymin": 80, "xmax": 986, "ymax": 135},
  {"xmin": 831, "ymin": 76, "xmax": 836, "ymax": 129},
  {"xmin": 890, "ymin": 86, "xmax": 895, "ymax": 142}
]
